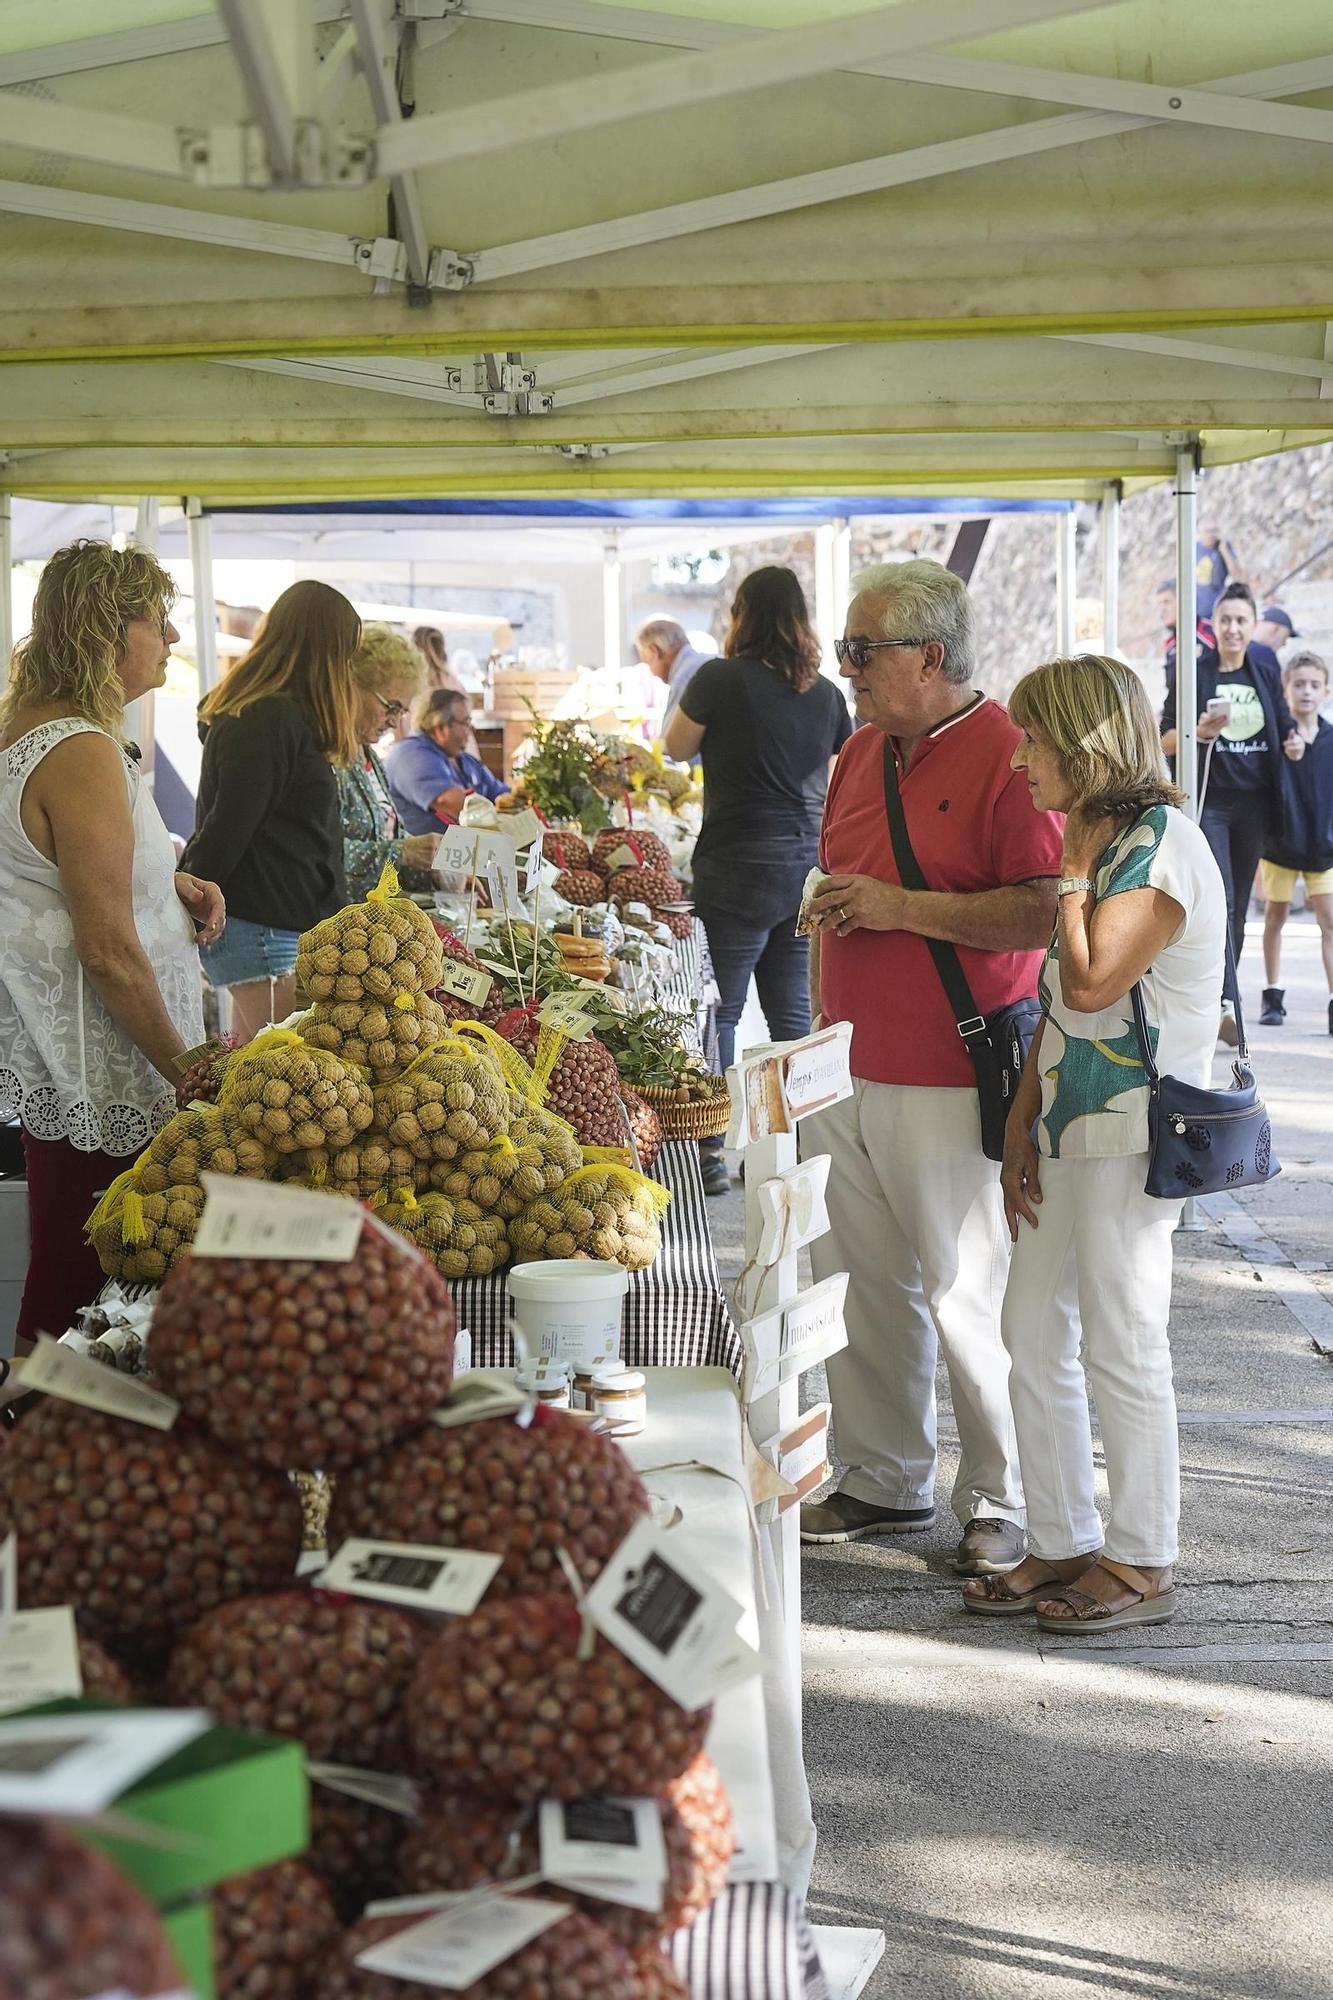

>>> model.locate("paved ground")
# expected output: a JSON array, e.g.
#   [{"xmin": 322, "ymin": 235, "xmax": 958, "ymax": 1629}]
[{"xmin": 710, "ymin": 917, "xmax": 1333, "ymax": 2000}]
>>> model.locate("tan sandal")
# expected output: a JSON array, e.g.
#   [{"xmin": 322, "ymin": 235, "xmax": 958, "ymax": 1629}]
[
  {"xmin": 962, "ymin": 1554, "xmax": 1098, "ymax": 1618},
  {"xmin": 1035, "ymin": 1557, "xmax": 1177, "ymax": 1634}
]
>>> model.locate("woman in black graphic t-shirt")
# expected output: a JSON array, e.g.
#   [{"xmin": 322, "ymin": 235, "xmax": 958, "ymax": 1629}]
[{"xmin": 1161, "ymin": 582, "xmax": 1303, "ymax": 1012}]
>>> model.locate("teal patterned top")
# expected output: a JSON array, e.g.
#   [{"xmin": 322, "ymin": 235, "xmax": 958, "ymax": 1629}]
[
  {"xmin": 338, "ymin": 748, "xmax": 408, "ymax": 903},
  {"xmin": 1037, "ymin": 805, "xmax": 1226, "ymax": 1160}
]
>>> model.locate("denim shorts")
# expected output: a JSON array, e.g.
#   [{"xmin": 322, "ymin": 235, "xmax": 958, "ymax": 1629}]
[{"xmin": 199, "ymin": 917, "xmax": 300, "ymax": 990}]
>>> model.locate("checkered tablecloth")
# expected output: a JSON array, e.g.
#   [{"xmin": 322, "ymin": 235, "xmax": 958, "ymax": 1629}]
[
  {"xmin": 455, "ymin": 926, "xmax": 739, "ymax": 1373},
  {"xmin": 455, "ymin": 1135, "xmax": 741, "ymax": 1373}
]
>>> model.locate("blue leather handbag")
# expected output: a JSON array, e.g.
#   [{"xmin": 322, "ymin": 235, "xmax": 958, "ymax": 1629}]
[{"xmin": 1129, "ymin": 937, "xmax": 1279, "ymax": 1199}]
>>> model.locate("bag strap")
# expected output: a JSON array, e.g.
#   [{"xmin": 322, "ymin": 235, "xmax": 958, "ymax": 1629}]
[
  {"xmin": 1129, "ymin": 926, "xmax": 1249, "ymax": 1079},
  {"xmin": 880, "ymin": 737, "xmax": 990, "ymax": 1044}
]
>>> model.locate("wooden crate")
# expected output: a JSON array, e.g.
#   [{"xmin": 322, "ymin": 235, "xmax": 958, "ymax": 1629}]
[{"xmin": 487, "ymin": 669, "xmax": 581, "ymax": 718}]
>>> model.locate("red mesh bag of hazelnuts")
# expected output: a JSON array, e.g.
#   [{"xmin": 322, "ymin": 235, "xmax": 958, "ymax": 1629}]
[{"xmin": 148, "ymin": 1207, "xmax": 456, "ymax": 1473}]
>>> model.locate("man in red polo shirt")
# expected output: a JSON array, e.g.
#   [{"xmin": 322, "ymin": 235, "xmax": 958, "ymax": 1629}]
[{"xmin": 800, "ymin": 560, "xmax": 1063, "ymax": 1576}]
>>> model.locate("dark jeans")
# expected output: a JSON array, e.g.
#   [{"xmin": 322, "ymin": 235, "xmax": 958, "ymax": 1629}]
[
  {"xmin": 699, "ymin": 907, "xmax": 811, "ymax": 1077},
  {"xmin": 1201, "ymin": 790, "xmax": 1269, "ymax": 973}
]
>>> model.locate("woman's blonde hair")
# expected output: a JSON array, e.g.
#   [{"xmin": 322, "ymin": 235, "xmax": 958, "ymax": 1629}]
[
  {"xmin": 350, "ymin": 624, "xmax": 425, "ymax": 703},
  {"xmin": 1009, "ymin": 654, "xmax": 1185, "ymax": 819},
  {"xmin": 200, "ymin": 579, "xmax": 362, "ymax": 767},
  {"xmin": 1, "ymin": 539, "xmax": 177, "ymax": 739}
]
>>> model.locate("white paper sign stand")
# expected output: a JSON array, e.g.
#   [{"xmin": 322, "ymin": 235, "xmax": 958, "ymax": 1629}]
[{"xmin": 726, "ymin": 1025, "xmax": 885, "ymax": 1999}]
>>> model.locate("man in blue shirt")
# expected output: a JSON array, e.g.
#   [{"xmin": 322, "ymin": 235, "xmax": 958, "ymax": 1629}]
[
  {"xmin": 636, "ymin": 619, "xmax": 712, "ymax": 743},
  {"xmin": 384, "ymin": 689, "xmax": 511, "ymax": 833}
]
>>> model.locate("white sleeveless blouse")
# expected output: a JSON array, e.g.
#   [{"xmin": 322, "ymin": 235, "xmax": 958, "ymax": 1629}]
[{"xmin": 0, "ymin": 718, "xmax": 204, "ymax": 1155}]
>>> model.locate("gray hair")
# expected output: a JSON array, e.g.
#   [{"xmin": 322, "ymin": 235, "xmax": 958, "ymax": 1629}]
[
  {"xmin": 851, "ymin": 559, "xmax": 975, "ymax": 686},
  {"xmin": 417, "ymin": 685, "xmax": 467, "ymax": 730},
  {"xmin": 636, "ymin": 618, "xmax": 688, "ymax": 653}
]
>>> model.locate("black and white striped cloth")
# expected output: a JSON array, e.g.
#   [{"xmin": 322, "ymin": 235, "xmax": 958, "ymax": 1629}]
[
  {"xmin": 456, "ymin": 1136, "xmax": 741, "ymax": 1374},
  {"xmin": 457, "ymin": 925, "xmax": 740, "ymax": 1373},
  {"xmin": 668, "ymin": 1885, "xmax": 830, "ymax": 1999}
]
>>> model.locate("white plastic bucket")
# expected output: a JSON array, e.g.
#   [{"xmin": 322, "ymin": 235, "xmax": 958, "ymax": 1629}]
[{"xmin": 507, "ymin": 1259, "xmax": 629, "ymax": 1369}]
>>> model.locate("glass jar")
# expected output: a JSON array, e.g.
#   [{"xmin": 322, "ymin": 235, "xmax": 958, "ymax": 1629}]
[
  {"xmin": 516, "ymin": 1363, "xmax": 571, "ymax": 1410},
  {"xmin": 591, "ymin": 1367, "xmax": 647, "ymax": 1437},
  {"xmin": 572, "ymin": 1358, "xmax": 622, "ymax": 1412}
]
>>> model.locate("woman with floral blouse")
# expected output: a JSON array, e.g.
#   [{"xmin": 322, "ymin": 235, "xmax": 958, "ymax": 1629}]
[{"xmin": 338, "ymin": 625, "xmax": 443, "ymax": 900}]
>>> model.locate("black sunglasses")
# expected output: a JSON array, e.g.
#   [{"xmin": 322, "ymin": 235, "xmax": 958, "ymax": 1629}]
[{"xmin": 834, "ymin": 636, "xmax": 924, "ymax": 671}]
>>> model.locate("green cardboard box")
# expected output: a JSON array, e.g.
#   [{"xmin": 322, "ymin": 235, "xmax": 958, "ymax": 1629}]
[{"xmin": 14, "ymin": 1701, "xmax": 308, "ymax": 2000}]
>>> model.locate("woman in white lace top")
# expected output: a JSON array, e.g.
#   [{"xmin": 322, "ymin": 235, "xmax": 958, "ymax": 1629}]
[{"xmin": 0, "ymin": 541, "xmax": 224, "ymax": 1350}]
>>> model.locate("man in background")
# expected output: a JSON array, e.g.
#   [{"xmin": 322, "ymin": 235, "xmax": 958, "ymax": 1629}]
[
  {"xmin": 1255, "ymin": 605, "xmax": 1299, "ymax": 657},
  {"xmin": 1196, "ymin": 522, "xmax": 1247, "ymax": 619},
  {"xmin": 385, "ymin": 688, "xmax": 510, "ymax": 831},
  {"xmin": 636, "ymin": 619, "xmax": 712, "ymax": 740}
]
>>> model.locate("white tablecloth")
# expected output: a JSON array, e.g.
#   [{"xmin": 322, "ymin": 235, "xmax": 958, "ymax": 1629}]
[{"xmin": 626, "ymin": 1369, "xmax": 814, "ymax": 1895}]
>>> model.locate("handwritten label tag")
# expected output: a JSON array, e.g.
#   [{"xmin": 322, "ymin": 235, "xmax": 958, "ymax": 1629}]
[
  {"xmin": 740, "ymin": 1273, "xmax": 849, "ymax": 1400},
  {"xmin": 435, "ymin": 825, "xmax": 517, "ymax": 882},
  {"xmin": 753, "ymin": 1154, "xmax": 831, "ymax": 1269},
  {"xmin": 779, "ymin": 1023, "xmax": 853, "ymax": 1122},
  {"xmin": 431, "ymin": 1374, "xmax": 528, "ymax": 1430},
  {"xmin": 539, "ymin": 1797, "xmax": 665, "ymax": 1909},
  {"xmin": 309, "ymin": 1763, "xmax": 420, "ymax": 1817},
  {"xmin": 573, "ymin": 977, "xmax": 626, "ymax": 1012},
  {"xmin": 355, "ymin": 1894, "xmax": 570, "ymax": 1990},
  {"xmin": 0, "ymin": 1708, "xmax": 209, "ymax": 1817},
  {"xmin": 603, "ymin": 842, "xmax": 639, "ymax": 875},
  {"xmin": 193, "ymin": 1175, "xmax": 363, "ymax": 1262},
  {"xmin": 437, "ymin": 961, "xmax": 493, "ymax": 1009},
  {"xmin": 321, "ymin": 1538, "xmax": 501, "ymax": 1618},
  {"xmin": 583, "ymin": 1518, "xmax": 759, "ymax": 1713},
  {"xmin": 19, "ymin": 1337, "xmax": 178, "ymax": 1432},
  {"xmin": 503, "ymin": 808, "xmax": 545, "ymax": 851},
  {"xmin": 0, "ymin": 1604, "xmax": 84, "ymax": 1717},
  {"xmin": 537, "ymin": 993, "xmax": 600, "ymax": 1041}
]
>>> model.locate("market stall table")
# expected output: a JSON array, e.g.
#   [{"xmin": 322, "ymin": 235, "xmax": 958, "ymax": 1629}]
[{"xmin": 455, "ymin": 1139, "xmax": 739, "ymax": 1372}]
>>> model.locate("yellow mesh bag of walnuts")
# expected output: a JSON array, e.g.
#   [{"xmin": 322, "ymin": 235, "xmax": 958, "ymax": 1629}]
[
  {"xmin": 296, "ymin": 863, "xmax": 445, "ymax": 1004},
  {"xmin": 215, "ymin": 1028, "xmax": 374, "ymax": 1156},
  {"xmin": 507, "ymin": 1162, "xmax": 670, "ymax": 1271}
]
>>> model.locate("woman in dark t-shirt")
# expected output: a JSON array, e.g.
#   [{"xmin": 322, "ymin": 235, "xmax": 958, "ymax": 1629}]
[
  {"xmin": 664, "ymin": 565, "xmax": 853, "ymax": 1095},
  {"xmin": 1160, "ymin": 580, "xmax": 1303, "ymax": 1024}
]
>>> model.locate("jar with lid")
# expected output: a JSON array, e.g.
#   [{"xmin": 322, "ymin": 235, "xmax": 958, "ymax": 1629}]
[
  {"xmin": 572, "ymin": 1357, "xmax": 622, "ymax": 1411},
  {"xmin": 591, "ymin": 1367, "xmax": 646, "ymax": 1437},
  {"xmin": 516, "ymin": 1361, "xmax": 572, "ymax": 1410}
]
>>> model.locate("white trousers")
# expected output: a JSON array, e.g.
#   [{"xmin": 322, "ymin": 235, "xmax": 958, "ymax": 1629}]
[
  {"xmin": 1002, "ymin": 1153, "xmax": 1181, "ymax": 1566},
  {"xmin": 806, "ymin": 1081, "xmax": 1023, "ymax": 1527}
]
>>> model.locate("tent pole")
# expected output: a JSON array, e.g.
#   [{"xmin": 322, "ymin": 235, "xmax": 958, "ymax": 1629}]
[
  {"xmin": 131, "ymin": 497, "xmax": 160, "ymax": 552},
  {"xmin": 187, "ymin": 497, "xmax": 219, "ymax": 694},
  {"xmin": 602, "ymin": 532, "xmax": 623, "ymax": 678},
  {"xmin": 1101, "ymin": 480, "xmax": 1121, "ymax": 654},
  {"xmin": 0, "ymin": 496, "xmax": 11, "ymax": 684},
  {"xmin": 1174, "ymin": 443, "xmax": 1199, "ymax": 822},
  {"xmin": 1174, "ymin": 437, "xmax": 1206, "ymax": 1233},
  {"xmin": 1055, "ymin": 508, "xmax": 1076, "ymax": 655},
  {"xmin": 125, "ymin": 498, "xmax": 162, "ymax": 767}
]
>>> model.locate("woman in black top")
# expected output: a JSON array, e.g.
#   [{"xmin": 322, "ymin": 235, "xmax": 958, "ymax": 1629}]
[
  {"xmin": 665, "ymin": 565, "xmax": 853, "ymax": 1087},
  {"xmin": 182, "ymin": 580, "xmax": 362, "ymax": 1039},
  {"xmin": 1259, "ymin": 651, "xmax": 1333, "ymax": 1032},
  {"xmin": 1160, "ymin": 581, "xmax": 1303, "ymax": 1023}
]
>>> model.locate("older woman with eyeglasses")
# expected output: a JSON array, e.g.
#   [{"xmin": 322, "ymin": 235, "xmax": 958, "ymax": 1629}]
[{"xmin": 339, "ymin": 624, "xmax": 444, "ymax": 900}]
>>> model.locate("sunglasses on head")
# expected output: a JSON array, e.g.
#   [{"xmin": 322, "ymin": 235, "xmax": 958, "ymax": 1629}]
[{"xmin": 833, "ymin": 636, "xmax": 924, "ymax": 671}]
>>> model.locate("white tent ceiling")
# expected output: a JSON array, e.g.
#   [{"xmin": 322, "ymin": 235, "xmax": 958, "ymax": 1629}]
[{"xmin": 2, "ymin": 0, "xmax": 1332, "ymax": 503}]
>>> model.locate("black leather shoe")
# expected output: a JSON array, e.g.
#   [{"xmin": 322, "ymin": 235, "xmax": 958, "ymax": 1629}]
[
  {"xmin": 1259, "ymin": 987, "xmax": 1286, "ymax": 1025},
  {"xmin": 700, "ymin": 1153, "xmax": 732, "ymax": 1197}
]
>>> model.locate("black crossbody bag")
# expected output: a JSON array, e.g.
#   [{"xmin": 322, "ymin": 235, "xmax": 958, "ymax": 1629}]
[
  {"xmin": 1128, "ymin": 934, "xmax": 1279, "ymax": 1197},
  {"xmin": 881, "ymin": 739, "xmax": 1042, "ymax": 1162}
]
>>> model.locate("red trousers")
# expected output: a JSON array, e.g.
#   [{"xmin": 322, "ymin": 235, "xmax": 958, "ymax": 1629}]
[{"xmin": 16, "ymin": 1131, "xmax": 124, "ymax": 1350}]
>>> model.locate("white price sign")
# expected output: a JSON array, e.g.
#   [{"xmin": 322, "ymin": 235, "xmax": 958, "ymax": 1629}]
[
  {"xmin": 437, "ymin": 960, "xmax": 493, "ymax": 1008},
  {"xmin": 433, "ymin": 825, "xmax": 519, "ymax": 892},
  {"xmin": 0, "ymin": 1708, "xmax": 209, "ymax": 1817},
  {"xmin": 320, "ymin": 1538, "xmax": 501, "ymax": 1618},
  {"xmin": 584, "ymin": 1518, "xmax": 760, "ymax": 1714},
  {"xmin": 0, "ymin": 1604, "xmax": 84, "ymax": 1717},
  {"xmin": 18, "ymin": 1337, "xmax": 179, "ymax": 1431},
  {"xmin": 725, "ymin": 1021, "xmax": 853, "ymax": 1148},
  {"xmin": 503, "ymin": 808, "xmax": 546, "ymax": 851},
  {"xmin": 193, "ymin": 1175, "xmax": 362, "ymax": 1262},
  {"xmin": 355, "ymin": 1894, "xmax": 570, "ymax": 1990},
  {"xmin": 740, "ymin": 1272, "xmax": 849, "ymax": 1400}
]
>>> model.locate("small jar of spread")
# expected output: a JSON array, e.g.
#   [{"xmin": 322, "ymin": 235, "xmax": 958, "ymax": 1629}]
[
  {"xmin": 517, "ymin": 1362, "xmax": 571, "ymax": 1409},
  {"xmin": 572, "ymin": 1358, "xmax": 622, "ymax": 1411},
  {"xmin": 591, "ymin": 1367, "xmax": 646, "ymax": 1437}
]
